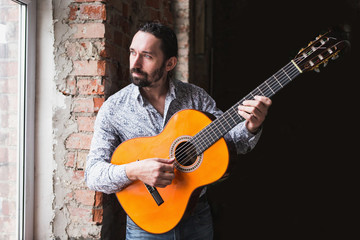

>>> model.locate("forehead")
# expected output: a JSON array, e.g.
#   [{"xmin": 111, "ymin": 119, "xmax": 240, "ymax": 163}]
[{"xmin": 130, "ymin": 31, "xmax": 163, "ymax": 54}]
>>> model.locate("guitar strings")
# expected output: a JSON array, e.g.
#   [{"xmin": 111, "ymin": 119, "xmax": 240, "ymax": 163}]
[
  {"xmin": 176, "ymin": 39, "xmax": 342, "ymax": 165},
  {"xmin": 186, "ymin": 63, "xmax": 300, "ymax": 155},
  {"xmin": 174, "ymin": 62, "xmax": 302, "ymax": 166},
  {"xmin": 176, "ymin": 67, "xmax": 301, "ymax": 166},
  {"xmin": 173, "ymin": 61, "xmax": 302, "ymax": 166}
]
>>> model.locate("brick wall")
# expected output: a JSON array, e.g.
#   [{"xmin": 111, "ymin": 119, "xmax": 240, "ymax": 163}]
[
  {"xmin": 53, "ymin": 0, "xmax": 189, "ymax": 238},
  {"xmin": 0, "ymin": 1, "xmax": 19, "ymax": 239}
]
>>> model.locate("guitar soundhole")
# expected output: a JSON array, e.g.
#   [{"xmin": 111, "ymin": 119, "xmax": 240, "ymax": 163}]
[{"xmin": 175, "ymin": 141, "xmax": 197, "ymax": 166}]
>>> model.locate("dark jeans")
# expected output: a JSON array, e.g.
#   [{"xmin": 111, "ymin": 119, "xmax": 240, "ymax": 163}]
[{"xmin": 125, "ymin": 196, "xmax": 214, "ymax": 240}]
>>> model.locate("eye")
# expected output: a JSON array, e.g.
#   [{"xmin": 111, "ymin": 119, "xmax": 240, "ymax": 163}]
[
  {"xmin": 129, "ymin": 50, "xmax": 136, "ymax": 56},
  {"xmin": 144, "ymin": 54, "xmax": 152, "ymax": 59}
]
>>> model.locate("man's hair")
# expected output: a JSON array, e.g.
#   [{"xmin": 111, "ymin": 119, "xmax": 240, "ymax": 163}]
[{"xmin": 139, "ymin": 21, "xmax": 178, "ymax": 60}]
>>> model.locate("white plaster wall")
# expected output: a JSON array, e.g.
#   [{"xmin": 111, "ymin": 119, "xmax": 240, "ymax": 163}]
[{"xmin": 34, "ymin": 0, "xmax": 56, "ymax": 238}]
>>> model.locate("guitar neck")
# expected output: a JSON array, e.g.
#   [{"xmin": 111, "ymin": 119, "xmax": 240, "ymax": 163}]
[{"xmin": 191, "ymin": 60, "xmax": 302, "ymax": 154}]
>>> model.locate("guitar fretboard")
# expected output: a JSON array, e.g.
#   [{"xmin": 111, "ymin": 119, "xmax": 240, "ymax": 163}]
[{"xmin": 190, "ymin": 61, "xmax": 301, "ymax": 155}]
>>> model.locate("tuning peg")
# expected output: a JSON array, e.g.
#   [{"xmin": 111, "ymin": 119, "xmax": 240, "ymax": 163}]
[
  {"xmin": 314, "ymin": 68, "xmax": 320, "ymax": 73},
  {"xmin": 323, "ymin": 61, "xmax": 328, "ymax": 67}
]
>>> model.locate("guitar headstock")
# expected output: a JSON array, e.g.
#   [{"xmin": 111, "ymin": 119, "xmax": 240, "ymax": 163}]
[{"xmin": 294, "ymin": 30, "xmax": 350, "ymax": 73}]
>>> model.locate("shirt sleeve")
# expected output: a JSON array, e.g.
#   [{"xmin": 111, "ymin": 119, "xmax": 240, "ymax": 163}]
[
  {"xmin": 85, "ymin": 103, "xmax": 132, "ymax": 194},
  {"xmin": 197, "ymin": 87, "xmax": 262, "ymax": 155}
]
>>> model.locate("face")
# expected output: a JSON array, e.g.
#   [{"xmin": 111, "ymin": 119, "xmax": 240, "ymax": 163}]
[{"xmin": 129, "ymin": 31, "xmax": 167, "ymax": 88}]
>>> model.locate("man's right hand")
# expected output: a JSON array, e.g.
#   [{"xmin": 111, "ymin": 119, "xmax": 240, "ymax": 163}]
[{"xmin": 125, "ymin": 158, "xmax": 175, "ymax": 188}]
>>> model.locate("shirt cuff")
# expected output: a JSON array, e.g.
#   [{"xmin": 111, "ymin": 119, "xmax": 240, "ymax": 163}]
[{"xmin": 111, "ymin": 164, "xmax": 133, "ymax": 190}]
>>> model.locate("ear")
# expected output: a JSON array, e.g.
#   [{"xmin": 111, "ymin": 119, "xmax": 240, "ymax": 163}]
[{"xmin": 165, "ymin": 57, "xmax": 177, "ymax": 72}]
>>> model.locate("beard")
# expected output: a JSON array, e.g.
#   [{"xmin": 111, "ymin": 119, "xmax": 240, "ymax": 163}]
[{"xmin": 130, "ymin": 62, "xmax": 166, "ymax": 88}]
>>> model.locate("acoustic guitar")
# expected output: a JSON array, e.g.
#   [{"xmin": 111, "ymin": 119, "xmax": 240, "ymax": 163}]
[{"xmin": 111, "ymin": 30, "xmax": 349, "ymax": 234}]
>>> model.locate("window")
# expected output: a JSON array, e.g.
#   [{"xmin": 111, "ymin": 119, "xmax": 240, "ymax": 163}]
[{"xmin": 0, "ymin": 0, "xmax": 35, "ymax": 239}]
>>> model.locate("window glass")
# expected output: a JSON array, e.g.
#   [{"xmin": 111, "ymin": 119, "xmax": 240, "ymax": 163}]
[{"xmin": 0, "ymin": 1, "xmax": 22, "ymax": 239}]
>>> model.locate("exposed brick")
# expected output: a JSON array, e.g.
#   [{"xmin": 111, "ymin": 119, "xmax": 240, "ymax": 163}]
[
  {"xmin": 92, "ymin": 208, "xmax": 103, "ymax": 224},
  {"xmin": 71, "ymin": 170, "xmax": 86, "ymax": 187},
  {"xmin": 94, "ymin": 191, "xmax": 103, "ymax": 207},
  {"xmin": 69, "ymin": 3, "xmax": 106, "ymax": 21},
  {"xmin": 66, "ymin": 41, "xmax": 105, "ymax": 60},
  {"xmin": 73, "ymin": 98, "xmax": 94, "ymax": 113},
  {"xmin": 66, "ymin": 77, "xmax": 77, "ymax": 95},
  {"xmin": 65, "ymin": 151, "xmax": 76, "ymax": 168},
  {"xmin": 81, "ymin": 4, "xmax": 106, "ymax": 20},
  {"xmin": 66, "ymin": 133, "xmax": 92, "ymax": 149},
  {"xmin": 113, "ymin": 30, "xmax": 123, "ymax": 48},
  {"xmin": 73, "ymin": 60, "xmax": 106, "ymax": 76},
  {"xmin": 68, "ymin": 206, "xmax": 92, "ymax": 222},
  {"xmin": 77, "ymin": 78, "xmax": 104, "ymax": 95},
  {"xmin": 77, "ymin": 151, "xmax": 88, "ymax": 169},
  {"xmin": 93, "ymin": 97, "xmax": 104, "ymax": 112},
  {"xmin": 97, "ymin": 60, "xmax": 106, "ymax": 75},
  {"xmin": 72, "ymin": 23, "xmax": 105, "ymax": 39},
  {"xmin": 69, "ymin": 4, "xmax": 78, "ymax": 21},
  {"xmin": 122, "ymin": 2, "xmax": 129, "ymax": 18},
  {"xmin": 74, "ymin": 189, "xmax": 95, "ymax": 206},
  {"xmin": 77, "ymin": 116, "xmax": 96, "ymax": 131},
  {"xmin": 146, "ymin": 0, "xmax": 160, "ymax": 9}
]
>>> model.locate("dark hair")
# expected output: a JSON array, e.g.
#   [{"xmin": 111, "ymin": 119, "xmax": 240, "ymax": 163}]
[{"xmin": 139, "ymin": 21, "xmax": 178, "ymax": 60}]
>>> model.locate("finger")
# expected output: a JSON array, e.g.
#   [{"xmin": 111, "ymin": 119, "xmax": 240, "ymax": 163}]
[
  {"xmin": 154, "ymin": 176, "xmax": 174, "ymax": 188},
  {"xmin": 241, "ymin": 100, "xmax": 266, "ymax": 115},
  {"xmin": 237, "ymin": 105, "xmax": 261, "ymax": 118},
  {"xmin": 254, "ymin": 95, "xmax": 272, "ymax": 107},
  {"xmin": 159, "ymin": 162, "xmax": 175, "ymax": 173},
  {"xmin": 161, "ymin": 172, "xmax": 175, "ymax": 181},
  {"xmin": 156, "ymin": 158, "xmax": 175, "ymax": 164},
  {"xmin": 237, "ymin": 109, "xmax": 254, "ymax": 121},
  {"xmin": 241, "ymin": 99, "xmax": 270, "ymax": 117}
]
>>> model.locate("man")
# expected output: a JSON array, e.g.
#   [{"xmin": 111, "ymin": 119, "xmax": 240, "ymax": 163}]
[{"xmin": 85, "ymin": 21, "xmax": 272, "ymax": 239}]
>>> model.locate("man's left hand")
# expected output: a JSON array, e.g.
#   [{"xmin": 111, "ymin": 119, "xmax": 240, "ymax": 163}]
[{"xmin": 237, "ymin": 96, "xmax": 272, "ymax": 133}]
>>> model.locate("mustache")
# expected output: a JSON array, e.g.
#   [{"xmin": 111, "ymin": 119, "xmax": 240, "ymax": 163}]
[{"xmin": 130, "ymin": 68, "xmax": 147, "ymax": 75}]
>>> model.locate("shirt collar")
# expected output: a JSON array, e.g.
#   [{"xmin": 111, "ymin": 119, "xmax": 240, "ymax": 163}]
[
  {"xmin": 168, "ymin": 78, "xmax": 177, "ymax": 100},
  {"xmin": 133, "ymin": 78, "xmax": 177, "ymax": 106}
]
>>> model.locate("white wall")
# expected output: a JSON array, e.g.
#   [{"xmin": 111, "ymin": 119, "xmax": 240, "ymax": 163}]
[{"xmin": 34, "ymin": 0, "xmax": 56, "ymax": 238}]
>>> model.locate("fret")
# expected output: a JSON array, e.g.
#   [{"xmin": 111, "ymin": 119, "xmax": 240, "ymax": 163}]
[
  {"xmin": 265, "ymin": 81, "xmax": 275, "ymax": 94},
  {"xmin": 248, "ymin": 92, "xmax": 255, "ymax": 100},
  {"xmin": 282, "ymin": 68, "xmax": 292, "ymax": 80},
  {"xmin": 224, "ymin": 109, "xmax": 238, "ymax": 126},
  {"xmin": 257, "ymin": 86, "xmax": 265, "ymax": 96},
  {"xmin": 272, "ymin": 74, "xmax": 283, "ymax": 88}
]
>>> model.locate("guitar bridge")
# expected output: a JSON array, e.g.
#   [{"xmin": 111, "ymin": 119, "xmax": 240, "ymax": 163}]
[{"xmin": 144, "ymin": 183, "xmax": 164, "ymax": 206}]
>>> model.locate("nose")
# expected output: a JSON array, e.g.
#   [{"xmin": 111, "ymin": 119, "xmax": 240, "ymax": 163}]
[{"xmin": 131, "ymin": 53, "xmax": 142, "ymax": 69}]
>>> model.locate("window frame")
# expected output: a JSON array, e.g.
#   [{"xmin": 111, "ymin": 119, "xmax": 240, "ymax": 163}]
[{"xmin": 14, "ymin": 0, "xmax": 36, "ymax": 239}]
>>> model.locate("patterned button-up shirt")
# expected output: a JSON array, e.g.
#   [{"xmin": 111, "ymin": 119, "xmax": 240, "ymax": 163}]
[{"xmin": 85, "ymin": 79, "xmax": 261, "ymax": 194}]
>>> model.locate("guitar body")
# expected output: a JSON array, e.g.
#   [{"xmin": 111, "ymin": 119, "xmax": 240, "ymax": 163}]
[{"xmin": 111, "ymin": 109, "xmax": 229, "ymax": 234}]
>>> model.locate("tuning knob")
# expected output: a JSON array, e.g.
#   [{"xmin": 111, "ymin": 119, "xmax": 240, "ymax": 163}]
[{"xmin": 314, "ymin": 68, "xmax": 320, "ymax": 73}]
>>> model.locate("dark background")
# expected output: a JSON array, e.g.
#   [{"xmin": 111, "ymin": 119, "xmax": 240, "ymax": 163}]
[{"xmin": 206, "ymin": 0, "xmax": 359, "ymax": 239}]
